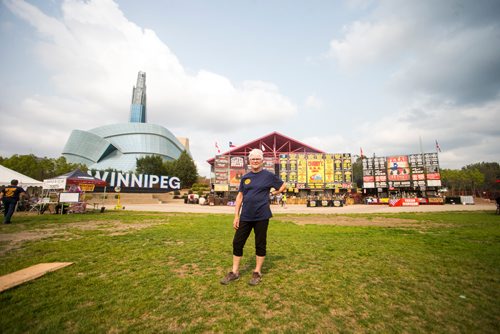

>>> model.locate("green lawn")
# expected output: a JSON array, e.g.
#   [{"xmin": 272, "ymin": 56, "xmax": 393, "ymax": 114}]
[{"xmin": 0, "ymin": 211, "xmax": 499, "ymax": 333}]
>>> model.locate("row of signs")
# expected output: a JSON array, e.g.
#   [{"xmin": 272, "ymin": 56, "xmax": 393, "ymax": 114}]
[
  {"xmin": 214, "ymin": 156, "xmax": 276, "ymax": 191},
  {"xmin": 279, "ymin": 153, "xmax": 353, "ymax": 189},
  {"xmin": 213, "ymin": 153, "xmax": 354, "ymax": 190},
  {"xmin": 362, "ymin": 153, "xmax": 441, "ymax": 189}
]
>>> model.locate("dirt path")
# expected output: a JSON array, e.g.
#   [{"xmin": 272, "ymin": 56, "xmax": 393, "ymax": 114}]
[
  {"xmin": 104, "ymin": 201, "xmax": 496, "ymax": 215},
  {"xmin": 275, "ymin": 215, "xmax": 422, "ymax": 227}
]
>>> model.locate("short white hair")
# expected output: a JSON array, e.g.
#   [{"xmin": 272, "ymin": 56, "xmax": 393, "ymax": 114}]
[{"xmin": 248, "ymin": 149, "xmax": 264, "ymax": 159}]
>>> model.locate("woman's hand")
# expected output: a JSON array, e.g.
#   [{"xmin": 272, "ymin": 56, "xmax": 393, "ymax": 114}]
[{"xmin": 233, "ymin": 217, "xmax": 240, "ymax": 230}]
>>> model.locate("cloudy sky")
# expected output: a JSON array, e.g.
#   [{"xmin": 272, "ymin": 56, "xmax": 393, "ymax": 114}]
[{"xmin": 1, "ymin": 0, "xmax": 499, "ymax": 177}]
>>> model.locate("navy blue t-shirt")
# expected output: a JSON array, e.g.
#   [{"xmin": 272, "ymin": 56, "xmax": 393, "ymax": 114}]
[
  {"xmin": 238, "ymin": 169, "xmax": 284, "ymax": 221},
  {"xmin": 1, "ymin": 186, "xmax": 25, "ymax": 202}
]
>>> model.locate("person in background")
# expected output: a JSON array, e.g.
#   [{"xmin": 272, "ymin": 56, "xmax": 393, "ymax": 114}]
[
  {"xmin": 281, "ymin": 192, "xmax": 287, "ymax": 208},
  {"xmin": 0, "ymin": 179, "xmax": 28, "ymax": 224},
  {"xmin": 220, "ymin": 149, "xmax": 286, "ymax": 286}
]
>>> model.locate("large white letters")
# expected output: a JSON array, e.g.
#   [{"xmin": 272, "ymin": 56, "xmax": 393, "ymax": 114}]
[{"xmin": 89, "ymin": 171, "xmax": 181, "ymax": 191}]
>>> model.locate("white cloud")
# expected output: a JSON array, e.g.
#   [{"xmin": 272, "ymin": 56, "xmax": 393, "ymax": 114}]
[
  {"xmin": 353, "ymin": 97, "xmax": 500, "ymax": 168},
  {"xmin": 326, "ymin": 0, "xmax": 500, "ymax": 104},
  {"xmin": 322, "ymin": 0, "xmax": 500, "ymax": 169},
  {"xmin": 304, "ymin": 94, "xmax": 323, "ymax": 109},
  {"xmin": 3, "ymin": 0, "xmax": 297, "ymax": 140},
  {"xmin": 391, "ymin": 25, "xmax": 500, "ymax": 104},
  {"xmin": 326, "ymin": 19, "xmax": 411, "ymax": 70},
  {"xmin": 301, "ymin": 134, "xmax": 350, "ymax": 153}
]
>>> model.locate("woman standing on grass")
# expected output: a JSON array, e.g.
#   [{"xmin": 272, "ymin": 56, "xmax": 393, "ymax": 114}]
[{"xmin": 220, "ymin": 149, "xmax": 286, "ymax": 286}]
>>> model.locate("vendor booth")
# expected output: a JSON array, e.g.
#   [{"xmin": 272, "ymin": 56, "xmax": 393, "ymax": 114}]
[{"xmin": 40, "ymin": 169, "xmax": 107, "ymax": 214}]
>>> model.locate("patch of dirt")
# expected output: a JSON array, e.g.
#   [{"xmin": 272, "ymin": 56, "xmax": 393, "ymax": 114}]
[
  {"xmin": 165, "ymin": 256, "xmax": 203, "ymax": 278},
  {"xmin": 172, "ymin": 263, "xmax": 202, "ymax": 278},
  {"xmin": 0, "ymin": 219, "xmax": 165, "ymax": 256},
  {"xmin": 0, "ymin": 229, "xmax": 75, "ymax": 256},
  {"xmin": 276, "ymin": 215, "xmax": 420, "ymax": 227}
]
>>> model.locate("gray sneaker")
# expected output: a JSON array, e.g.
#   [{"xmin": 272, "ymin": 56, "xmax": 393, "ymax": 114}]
[
  {"xmin": 220, "ymin": 271, "xmax": 240, "ymax": 285},
  {"xmin": 248, "ymin": 272, "xmax": 262, "ymax": 286}
]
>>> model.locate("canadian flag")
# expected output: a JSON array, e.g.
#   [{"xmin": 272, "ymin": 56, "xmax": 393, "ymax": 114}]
[{"xmin": 215, "ymin": 142, "xmax": 220, "ymax": 154}]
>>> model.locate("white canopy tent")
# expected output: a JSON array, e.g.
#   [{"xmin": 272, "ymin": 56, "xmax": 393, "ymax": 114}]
[{"xmin": 0, "ymin": 165, "xmax": 43, "ymax": 187}]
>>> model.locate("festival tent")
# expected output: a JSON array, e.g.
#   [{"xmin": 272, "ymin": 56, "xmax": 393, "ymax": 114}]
[
  {"xmin": 0, "ymin": 165, "xmax": 43, "ymax": 187},
  {"xmin": 43, "ymin": 169, "xmax": 107, "ymax": 191}
]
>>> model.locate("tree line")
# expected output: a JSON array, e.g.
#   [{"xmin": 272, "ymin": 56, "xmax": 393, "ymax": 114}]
[
  {"xmin": 351, "ymin": 159, "xmax": 499, "ymax": 197},
  {"xmin": 440, "ymin": 162, "xmax": 500, "ymax": 196},
  {"xmin": 0, "ymin": 151, "xmax": 199, "ymax": 189},
  {"xmin": 0, "ymin": 154, "xmax": 88, "ymax": 181}
]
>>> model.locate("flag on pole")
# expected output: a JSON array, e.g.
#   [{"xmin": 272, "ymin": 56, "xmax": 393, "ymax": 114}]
[
  {"xmin": 435, "ymin": 140, "xmax": 441, "ymax": 152},
  {"xmin": 360, "ymin": 147, "xmax": 364, "ymax": 158},
  {"xmin": 229, "ymin": 141, "xmax": 236, "ymax": 148},
  {"xmin": 215, "ymin": 142, "xmax": 220, "ymax": 154}
]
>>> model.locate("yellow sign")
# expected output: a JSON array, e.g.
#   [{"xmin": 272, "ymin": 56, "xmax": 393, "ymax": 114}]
[
  {"xmin": 214, "ymin": 184, "xmax": 229, "ymax": 191},
  {"xmin": 324, "ymin": 155, "xmax": 334, "ymax": 183},
  {"xmin": 80, "ymin": 184, "xmax": 95, "ymax": 192},
  {"xmin": 307, "ymin": 158, "xmax": 324, "ymax": 183},
  {"xmin": 297, "ymin": 156, "xmax": 307, "ymax": 183}
]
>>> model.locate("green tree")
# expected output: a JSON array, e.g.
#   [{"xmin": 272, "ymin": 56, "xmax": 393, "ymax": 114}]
[
  {"xmin": 2, "ymin": 154, "xmax": 86, "ymax": 180},
  {"xmin": 136, "ymin": 155, "xmax": 167, "ymax": 175},
  {"xmin": 442, "ymin": 167, "xmax": 487, "ymax": 196},
  {"xmin": 441, "ymin": 169, "xmax": 461, "ymax": 195},
  {"xmin": 464, "ymin": 168, "xmax": 485, "ymax": 196},
  {"xmin": 53, "ymin": 156, "xmax": 87, "ymax": 176},
  {"xmin": 463, "ymin": 162, "xmax": 500, "ymax": 196},
  {"xmin": 135, "ymin": 152, "xmax": 198, "ymax": 188},
  {"xmin": 351, "ymin": 156, "xmax": 363, "ymax": 188},
  {"xmin": 2, "ymin": 154, "xmax": 37, "ymax": 178},
  {"xmin": 163, "ymin": 160, "xmax": 176, "ymax": 177},
  {"xmin": 170, "ymin": 151, "xmax": 198, "ymax": 189}
]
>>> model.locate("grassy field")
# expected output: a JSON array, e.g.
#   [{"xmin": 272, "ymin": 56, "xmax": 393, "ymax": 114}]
[{"xmin": 0, "ymin": 210, "xmax": 499, "ymax": 333}]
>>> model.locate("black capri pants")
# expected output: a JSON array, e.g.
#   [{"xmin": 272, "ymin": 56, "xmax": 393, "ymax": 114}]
[{"xmin": 232, "ymin": 219, "xmax": 269, "ymax": 257}]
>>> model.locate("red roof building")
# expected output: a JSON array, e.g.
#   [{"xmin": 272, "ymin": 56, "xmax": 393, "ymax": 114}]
[{"xmin": 207, "ymin": 131, "xmax": 324, "ymax": 166}]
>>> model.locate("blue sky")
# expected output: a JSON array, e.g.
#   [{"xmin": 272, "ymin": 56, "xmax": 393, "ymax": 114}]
[{"xmin": 1, "ymin": 0, "xmax": 499, "ymax": 177}]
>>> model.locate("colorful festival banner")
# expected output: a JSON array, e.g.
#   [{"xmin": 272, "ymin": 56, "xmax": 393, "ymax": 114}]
[
  {"xmin": 307, "ymin": 157, "xmax": 324, "ymax": 184},
  {"xmin": 229, "ymin": 169, "xmax": 245, "ymax": 186},
  {"xmin": 278, "ymin": 153, "xmax": 352, "ymax": 189},
  {"xmin": 362, "ymin": 152, "xmax": 442, "ymax": 189},
  {"xmin": 387, "ymin": 156, "xmax": 410, "ymax": 181}
]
